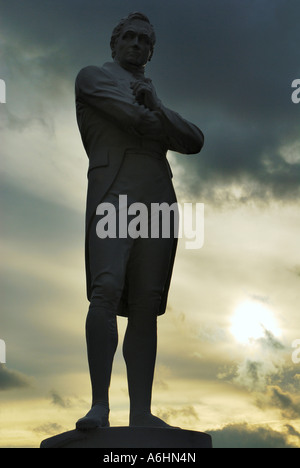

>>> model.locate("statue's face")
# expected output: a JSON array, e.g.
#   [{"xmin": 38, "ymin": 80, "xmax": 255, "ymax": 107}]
[{"xmin": 114, "ymin": 19, "xmax": 153, "ymax": 68}]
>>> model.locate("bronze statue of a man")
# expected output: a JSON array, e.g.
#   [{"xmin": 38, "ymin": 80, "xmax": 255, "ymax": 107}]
[{"xmin": 75, "ymin": 12, "xmax": 204, "ymax": 429}]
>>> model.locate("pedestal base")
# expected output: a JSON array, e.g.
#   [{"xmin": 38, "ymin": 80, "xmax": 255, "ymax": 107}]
[{"xmin": 40, "ymin": 426, "xmax": 212, "ymax": 448}]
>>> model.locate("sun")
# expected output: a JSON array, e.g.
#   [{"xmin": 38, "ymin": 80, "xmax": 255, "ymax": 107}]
[{"xmin": 230, "ymin": 300, "xmax": 281, "ymax": 344}]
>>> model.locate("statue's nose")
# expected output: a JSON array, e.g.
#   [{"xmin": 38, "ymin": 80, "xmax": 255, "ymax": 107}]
[{"xmin": 131, "ymin": 36, "xmax": 140, "ymax": 47}]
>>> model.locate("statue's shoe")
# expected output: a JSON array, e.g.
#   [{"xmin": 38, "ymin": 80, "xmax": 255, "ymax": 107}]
[{"xmin": 76, "ymin": 404, "xmax": 110, "ymax": 430}]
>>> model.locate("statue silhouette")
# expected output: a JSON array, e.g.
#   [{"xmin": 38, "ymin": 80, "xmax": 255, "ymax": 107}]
[{"xmin": 75, "ymin": 12, "xmax": 204, "ymax": 430}]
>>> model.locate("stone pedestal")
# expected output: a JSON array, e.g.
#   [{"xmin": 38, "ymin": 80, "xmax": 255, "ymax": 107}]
[{"xmin": 40, "ymin": 426, "xmax": 212, "ymax": 448}]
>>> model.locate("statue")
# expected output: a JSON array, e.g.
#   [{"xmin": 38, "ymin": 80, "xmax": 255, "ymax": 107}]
[{"xmin": 75, "ymin": 12, "xmax": 204, "ymax": 430}]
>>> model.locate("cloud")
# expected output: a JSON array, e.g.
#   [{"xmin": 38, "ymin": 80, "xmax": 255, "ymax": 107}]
[
  {"xmin": 270, "ymin": 386, "xmax": 300, "ymax": 419},
  {"xmin": 219, "ymin": 331, "xmax": 288, "ymax": 392},
  {"xmin": 216, "ymin": 327, "xmax": 300, "ymax": 422},
  {"xmin": 0, "ymin": 364, "xmax": 32, "ymax": 391},
  {"xmin": 2, "ymin": 0, "xmax": 300, "ymax": 205},
  {"xmin": 157, "ymin": 405, "xmax": 200, "ymax": 426},
  {"xmin": 285, "ymin": 424, "xmax": 300, "ymax": 439},
  {"xmin": 32, "ymin": 422, "xmax": 63, "ymax": 436},
  {"xmin": 49, "ymin": 390, "xmax": 72, "ymax": 408},
  {"xmin": 208, "ymin": 422, "xmax": 297, "ymax": 448},
  {"xmin": 289, "ymin": 265, "xmax": 300, "ymax": 277},
  {"xmin": 258, "ymin": 330, "xmax": 285, "ymax": 350},
  {"xmin": 1, "ymin": 0, "xmax": 300, "ymax": 449},
  {"xmin": 257, "ymin": 385, "xmax": 300, "ymax": 420},
  {"xmin": 1, "ymin": 179, "xmax": 83, "ymax": 256}
]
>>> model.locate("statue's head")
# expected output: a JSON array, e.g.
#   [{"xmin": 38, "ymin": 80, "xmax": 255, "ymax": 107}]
[{"xmin": 110, "ymin": 12, "xmax": 156, "ymax": 67}]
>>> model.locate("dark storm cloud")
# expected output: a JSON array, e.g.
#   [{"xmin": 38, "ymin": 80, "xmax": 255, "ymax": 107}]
[
  {"xmin": 2, "ymin": 0, "xmax": 300, "ymax": 203},
  {"xmin": 208, "ymin": 422, "xmax": 298, "ymax": 448},
  {"xmin": 0, "ymin": 364, "xmax": 32, "ymax": 390}
]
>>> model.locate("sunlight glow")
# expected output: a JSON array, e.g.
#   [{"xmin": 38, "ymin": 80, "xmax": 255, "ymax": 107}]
[{"xmin": 230, "ymin": 300, "xmax": 281, "ymax": 344}]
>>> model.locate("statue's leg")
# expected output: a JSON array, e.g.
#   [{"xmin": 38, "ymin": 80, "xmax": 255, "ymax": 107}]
[
  {"xmin": 76, "ymin": 213, "xmax": 131, "ymax": 430},
  {"xmin": 123, "ymin": 236, "xmax": 175, "ymax": 428},
  {"xmin": 76, "ymin": 301, "xmax": 118, "ymax": 429},
  {"xmin": 123, "ymin": 301, "xmax": 158, "ymax": 425},
  {"xmin": 76, "ymin": 297, "xmax": 118, "ymax": 430}
]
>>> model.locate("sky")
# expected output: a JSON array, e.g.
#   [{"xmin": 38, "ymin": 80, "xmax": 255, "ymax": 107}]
[{"xmin": 1, "ymin": 0, "xmax": 300, "ymax": 448}]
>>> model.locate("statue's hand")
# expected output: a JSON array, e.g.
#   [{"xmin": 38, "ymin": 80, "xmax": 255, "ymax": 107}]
[{"xmin": 131, "ymin": 80, "xmax": 161, "ymax": 111}]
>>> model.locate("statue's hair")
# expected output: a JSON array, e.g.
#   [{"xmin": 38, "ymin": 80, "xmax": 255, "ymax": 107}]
[{"xmin": 110, "ymin": 12, "xmax": 156, "ymax": 61}]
